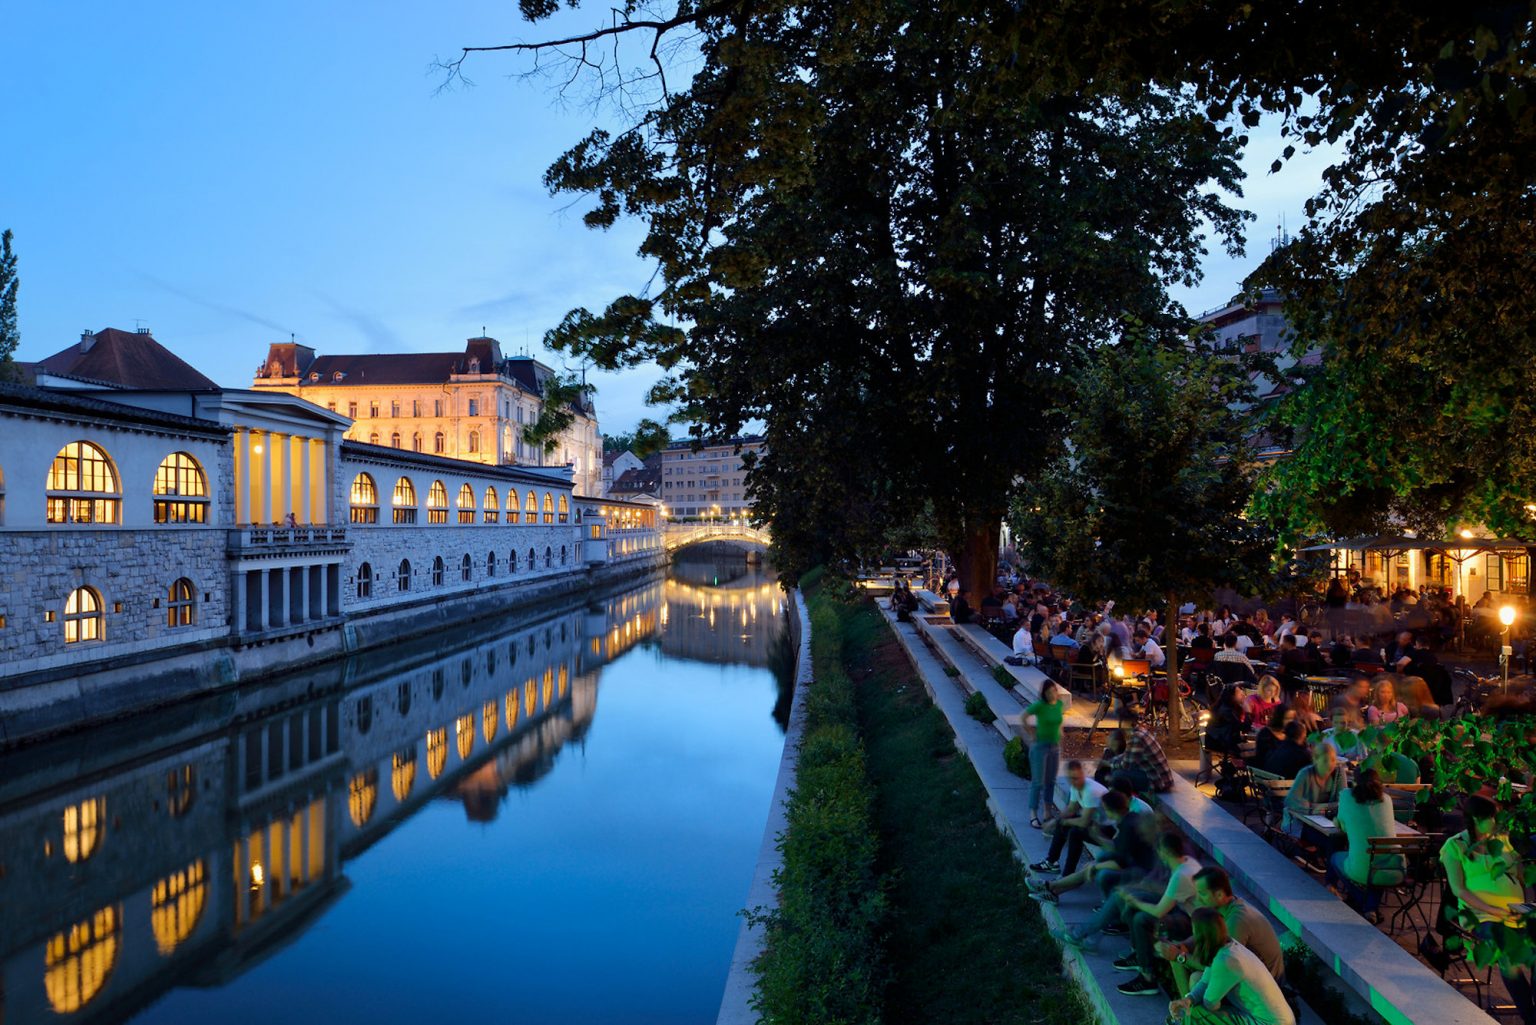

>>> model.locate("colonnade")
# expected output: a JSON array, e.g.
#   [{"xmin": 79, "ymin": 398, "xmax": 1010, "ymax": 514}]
[
  {"xmin": 231, "ymin": 429, "xmax": 328, "ymax": 526},
  {"xmin": 232, "ymin": 563, "xmax": 343, "ymax": 634}
]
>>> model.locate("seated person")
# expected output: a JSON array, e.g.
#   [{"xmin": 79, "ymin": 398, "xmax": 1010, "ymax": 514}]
[
  {"xmin": 1245, "ymin": 676, "xmax": 1284, "ymax": 727},
  {"xmin": 1169, "ymin": 909, "xmax": 1296, "ymax": 1025},
  {"xmin": 1028, "ymin": 790, "xmax": 1154, "ymax": 903},
  {"xmin": 1253, "ymin": 705, "xmax": 1293, "ymax": 768},
  {"xmin": 1321, "ymin": 706, "xmax": 1369, "ymax": 763},
  {"xmin": 1440, "ymin": 795, "xmax": 1535, "ymax": 1025},
  {"xmin": 1011, "ymin": 621, "xmax": 1039, "ymax": 664},
  {"xmin": 1351, "ymin": 637, "xmax": 1382, "ymax": 667},
  {"xmin": 1366, "ymin": 677, "xmax": 1409, "ymax": 725},
  {"xmin": 1275, "ymin": 635, "xmax": 1311, "ymax": 692},
  {"xmin": 1263, "ymin": 720, "xmax": 1312, "ymax": 779},
  {"xmin": 1105, "ymin": 713, "xmax": 1175, "ymax": 794},
  {"xmin": 1328, "ymin": 768, "xmax": 1405, "ymax": 915},
  {"xmin": 1030, "ymin": 760, "xmax": 1107, "ymax": 875},
  {"xmin": 1133, "ymin": 629, "xmax": 1166, "ymax": 669},
  {"xmin": 1111, "ymin": 834, "xmax": 1205, "ymax": 996},
  {"xmin": 1329, "ymin": 675, "xmax": 1372, "ymax": 718},
  {"xmin": 1157, "ymin": 867, "xmax": 1285, "ymax": 999},
  {"xmin": 1201, "ymin": 685, "xmax": 1249, "ymax": 777},
  {"xmin": 1282, "ymin": 741, "xmax": 1345, "ymax": 837},
  {"xmin": 1051, "ymin": 832, "xmax": 1199, "ymax": 963}
]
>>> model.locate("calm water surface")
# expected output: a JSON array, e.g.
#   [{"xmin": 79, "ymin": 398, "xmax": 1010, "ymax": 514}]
[{"xmin": 0, "ymin": 558, "xmax": 790, "ymax": 1025}]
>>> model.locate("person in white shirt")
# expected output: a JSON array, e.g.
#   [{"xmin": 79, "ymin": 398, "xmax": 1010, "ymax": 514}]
[
  {"xmin": 1011, "ymin": 623, "xmax": 1038, "ymax": 664},
  {"xmin": 1274, "ymin": 615, "xmax": 1297, "ymax": 642},
  {"xmin": 1134, "ymin": 630, "xmax": 1166, "ymax": 669},
  {"xmin": 1171, "ymin": 908, "xmax": 1296, "ymax": 1024},
  {"xmin": 1030, "ymin": 760, "xmax": 1106, "ymax": 875}
]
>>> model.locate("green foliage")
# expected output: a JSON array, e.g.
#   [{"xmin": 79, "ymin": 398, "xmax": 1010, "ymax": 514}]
[
  {"xmin": 991, "ymin": 665, "xmax": 1014, "ymax": 687},
  {"xmin": 1002, "ymin": 736, "xmax": 1031, "ymax": 779},
  {"xmin": 750, "ymin": 579, "xmax": 888, "ymax": 1024},
  {"xmin": 602, "ymin": 417, "xmax": 671, "ymax": 458},
  {"xmin": 0, "ymin": 229, "xmax": 18, "ymax": 380},
  {"xmin": 1010, "ymin": 331, "xmax": 1275, "ymax": 612},
  {"xmin": 520, "ymin": 371, "xmax": 595, "ymax": 455},
  {"xmin": 964, "ymin": 690, "xmax": 996, "ymax": 724}
]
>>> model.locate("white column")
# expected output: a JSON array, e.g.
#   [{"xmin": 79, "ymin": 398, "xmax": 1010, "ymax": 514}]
[
  {"xmin": 298, "ymin": 437, "xmax": 312, "ymax": 525},
  {"xmin": 298, "ymin": 566, "xmax": 311, "ymax": 624},
  {"xmin": 257, "ymin": 569, "xmax": 271, "ymax": 631},
  {"xmin": 274, "ymin": 432, "xmax": 292, "ymax": 524}
]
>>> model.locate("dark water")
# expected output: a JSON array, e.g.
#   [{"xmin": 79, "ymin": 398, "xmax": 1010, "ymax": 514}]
[{"xmin": 0, "ymin": 559, "xmax": 789, "ymax": 1025}]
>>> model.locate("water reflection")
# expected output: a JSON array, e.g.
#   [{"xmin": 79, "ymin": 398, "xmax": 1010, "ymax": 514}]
[{"xmin": 0, "ymin": 563, "xmax": 787, "ymax": 1025}]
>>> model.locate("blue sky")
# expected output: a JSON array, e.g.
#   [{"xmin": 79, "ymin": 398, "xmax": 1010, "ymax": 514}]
[{"xmin": 3, "ymin": 2, "xmax": 1333, "ymax": 433}]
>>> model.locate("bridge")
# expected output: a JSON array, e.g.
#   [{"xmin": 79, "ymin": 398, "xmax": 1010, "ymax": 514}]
[{"xmin": 663, "ymin": 521, "xmax": 772, "ymax": 553}]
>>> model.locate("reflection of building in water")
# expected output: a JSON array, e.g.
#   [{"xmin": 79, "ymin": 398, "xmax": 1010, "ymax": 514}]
[
  {"xmin": 660, "ymin": 562, "xmax": 785, "ymax": 667},
  {"xmin": 0, "ymin": 573, "xmax": 663, "ymax": 1025}
]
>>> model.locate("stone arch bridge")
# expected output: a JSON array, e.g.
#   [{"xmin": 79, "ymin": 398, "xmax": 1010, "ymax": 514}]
[{"xmin": 663, "ymin": 521, "xmax": 772, "ymax": 553}]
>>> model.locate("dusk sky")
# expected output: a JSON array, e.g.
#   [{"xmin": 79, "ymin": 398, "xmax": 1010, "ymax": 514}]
[{"xmin": 4, "ymin": 2, "xmax": 1335, "ymax": 434}]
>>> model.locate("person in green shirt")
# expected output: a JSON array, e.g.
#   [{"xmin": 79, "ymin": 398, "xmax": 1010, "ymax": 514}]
[{"xmin": 1024, "ymin": 681, "xmax": 1065, "ymax": 828}]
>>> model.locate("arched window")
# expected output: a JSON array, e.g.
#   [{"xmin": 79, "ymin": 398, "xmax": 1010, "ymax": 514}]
[
  {"xmin": 412, "ymin": 432, "xmax": 422, "ymax": 453},
  {"xmin": 47, "ymin": 442, "xmax": 121, "ymax": 524},
  {"xmin": 455, "ymin": 714, "xmax": 475, "ymax": 759},
  {"xmin": 524, "ymin": 679, "xmax": 537, "ymax": 717},
  {"xmin": 560, "ymin": 544, "xmax": 567, "ymax": 565},
  {"xmin": 505, "ymin": 690, "xmax": 520, "ymax": 729},
  {"xmin": 486, "ymin": 550, "xmax": 496, "ymax": 578},
  {"xmin": 482, "ymin": 699, "xmax": 498, "ymax": 743},
  {"xmin": 456, "ymin": 484, "xmax": 476, "ymax": 524},
  {"xmin": 397, "ymin": 559, "xmax": 412, "ymax": 591},
  {"xmin": 356, "ymin": 562, "xmax": 373, "ymax": 599},
  {"xmin": 427, "ymin": 480, "xmax": 448, "ymax": 524},
  {"xmin": 151, "ymin": 861, "xmax": 205, "ymax": 956},
  {"xmin": 543, "ymin": 492, "xmax": 554, "ymax": 524},
  {"xmin": 45, "ymin": 905, "xmax": 119, "ymax": 1014},
  {"xmin": 64, "ymin": 587, "xmax": 103, "ymax": 644},
  {"xmin": 391, "ymin": 750, "xmax": 416, "ymax": 801},
  {"xmin": 166, "ymin": 578, "xmax": 196, "ymax": 627},
  {"xmin": 64, "ymin": 797, "xmax": 105, "ymax": 862},
  {"xmin": 392, "ymin": 476, "xmax": 417, "ymax": 524},
  {"xmin": 348, "ymin": 768, "xmax": 378, "ymax": 827},
  {"xmin": 461, "ymin": 553, "xmax": 473, "ymax": 582},
  {"xmin": 0, "ymin": 462, "xmax": 6, "ymax": 525},
  {"xmin": 527, "ymin": 547, "xmax": 536, "ymax": 571},
  {"xmin": 433, "ymin": 432, "xmax": 446, "ymax": 454},
  {"xmin": 545, "ymin": 546, "xmax": 553, "ymax": 568},
  {"xmin": 349, "ymin": 473, "xmax": 379, "ymax": 524},
  {"xmin": 483, "ymin": 486, "xmax": 500, "ymax": 523},
  {"xmin": 166, "ymin": 765, "xmax": 195, "ymax": 817},
  {"xmin": 390, "ymin": 432, "xmax": 401, "ymax": 448},
  {"xmin": 509, "ymin": 549, "xmax": 518, "ymax": 573},
  {"xmin": 368, "ymin": 432, "xmax": 379, "ymax": 445},
  {"xmin": 524, "ymin": 490, "xmax": 537, "ymax": 523},
  {"xmin": 432, "ymin": 555, "xmax": 445, "ymax": 586},
  {"xmin": 558, "ymin": 494, "xmax": 569, "ymax": 522},
  {"xmin": 467, "ymin": 430, "xmax": 480, "ymax": 454},
  {"xmin": 426, "ymin": 728, "xmax": 447, "ymax": 779},
  {"xmin": 153, "ymin": 452, "xmax": 209, "ymax": 523}
]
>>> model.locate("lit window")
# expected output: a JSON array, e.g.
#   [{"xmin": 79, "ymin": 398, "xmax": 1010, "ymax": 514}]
[
  {"xmin": 426, "ymin": 728, "xmax": 447, "ymax": 779},
  {"xmin": 63, "ymin": 797, "xmax": 105, "ymax": 861},
  {"xmin": 483, "ymin": 486, "xmax": 499, "ymax": 523},
  {"xmin": 482, "ymin": 700, "xmax": 498, "ymax": 743},
  {"xmin": 524, "ymin": 490, "xmax": 537, "ymax": 523},
  {"xmin": 151, "ymin": 861, "xmax": 206, "ymax": 955},
  {"xmin": 457, "ymin": 484, "xmax": 476, "ymax": 524},
  {"xmin": 455, "ymin": 714, "xmax": 474, "ymax": 759},
  {"xmin": 152, "ymin": 452, "xmax": 209, "ymax": 523},
  {"xmin": 558, "ymin": 494, "xmax": 569, "ymax": 522},
  {"xmin": 64, "ymin": 587, "xmax": 103, "ymax": 644},
  {"xmin": 427, "ymin": 480, "xmax": 448, "ymax": 523},
  {"xmin": 397, "ymin": 559, "xmax": 411, "ymax": 591},
  {"xmin": 356, "ymin": 562, "xmax": 373, "ymax": 599},
  {"xmin": 45, "ymin": 905, "xmax": 119, "ymax": 1013},
  {"xmin": 391, "ymin": 750, "xmax": 416, "ymax": 801},
  {"xmin": 166, "ymin": 578, "xmax": 196, "ymax": 627},
  {"xmin": 47, "ymin": 442, "xmax": 121, "ymax": 524},
  {"xmin": 392, "ymin": 476, "xmax": 417, "ymax": 524},
  {"xmin": 505, "ymin": 690, "xmax": 519, "ymax": 728},
  {"xmin": 461, "ymin": 553, "xmax": 472, "ymax": 582},
  {"xmin": 349, "ymin": 473, "xmax": 379, "ymax": 524},
  {"xmin": 348, "ymin": 769, "xmax": 377, "ymax": 827},
  {"xmin": 431, "ymin": 555, "xmax": 444, "ymax": 586}
]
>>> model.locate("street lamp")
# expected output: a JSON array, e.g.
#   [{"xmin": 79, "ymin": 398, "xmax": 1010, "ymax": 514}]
[{"xmin": 1499, "ymin": 605, "xmax": 1517, "ymax": 691}]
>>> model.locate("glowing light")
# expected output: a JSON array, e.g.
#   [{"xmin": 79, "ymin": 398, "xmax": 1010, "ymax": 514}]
[
  {"xmin": 250, "ymin": 862, "xmax": 265, "ymax": 887},
  {"xmin": 1500, "ymin": 606, "xmax": 1517, "ymax": 628},
  {"xmin": 1459, "ymin": 528, "xmax": 1474, "ymax": 540}
]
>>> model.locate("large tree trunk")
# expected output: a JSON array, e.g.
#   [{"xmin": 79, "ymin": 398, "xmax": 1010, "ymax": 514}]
[
  {"xmin": 1167, "ymin": 590, "xmax": 1182, "ymax": 736},
  {"xmin": 953, "ymin": 518, "xmax": 1002, "ymax": 603}
]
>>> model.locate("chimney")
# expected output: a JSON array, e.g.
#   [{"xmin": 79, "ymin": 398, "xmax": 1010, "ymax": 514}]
[
  {"xmin": 135, "ymin": 325, "xmax": 151, "ymax": 335},
  {"xmin": 80, "ymin": 330, "xmax": 96, "ymax": 352}
]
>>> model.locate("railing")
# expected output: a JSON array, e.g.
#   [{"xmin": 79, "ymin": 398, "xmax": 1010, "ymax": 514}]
[{"xmin": 231, "ymin": 525, "xmax": 350, "ymax": 548}]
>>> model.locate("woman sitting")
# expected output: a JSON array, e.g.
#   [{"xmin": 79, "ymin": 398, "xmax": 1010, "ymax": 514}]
[
  {"xmin": 1440, "ymin": 795, "xmax": 1535, "ymax": 1025},
  {"xmin": 1365, "ymin": 677, "xmax": 1409, "ymax": 725},
  {"xmin": 1327, "ymin": 769, "xmax": 1405, "ymax": 918},
  {"xmin": 1169, "ymin": 907, "xmax": 1296, "ymax": 1025},
  {"xmin": 1245, "ymin": 676, "xmax": 1284, "ymax": 727},
  {"xmin": 1253, "ymin": 704, "xmax": 1294, "ymax": 768}
]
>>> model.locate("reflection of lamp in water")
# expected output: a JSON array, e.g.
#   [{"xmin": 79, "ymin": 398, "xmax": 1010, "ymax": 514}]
[
  {"xmin": 250, "ymin": 862, "xmax": 265, "ymax": 891},
  {"xmin": 1500, "ymin": 605, "xmax": 1516, "ymax": 692}
]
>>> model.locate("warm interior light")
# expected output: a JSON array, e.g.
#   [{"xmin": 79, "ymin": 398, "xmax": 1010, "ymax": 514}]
[
  {"xmin": 1500, "ymin": 606, "xmax": 1517, "ymax": 628},
  {"xmin": 250, "ymin": 862, "xmax": 265, "ymax": 888},
  {"xmin": 252, "ymin": 444, "xmax": 263, "ymax": 455},
  {"xmin": 1459, "ymin": 528, "xmax": 1474, "ymax": 539}
]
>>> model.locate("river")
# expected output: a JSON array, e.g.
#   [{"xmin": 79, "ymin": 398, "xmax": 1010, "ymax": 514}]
[{"xmin": 0, "ymin": 557, "xmax": 790, "ymax": 1025}]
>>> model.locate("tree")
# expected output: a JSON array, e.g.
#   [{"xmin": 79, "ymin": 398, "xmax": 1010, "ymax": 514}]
[
  {"xmin": 0, "ymin": 229, "xmax": 18, "ymax": 381},
  {"xmin": 602, "ymin": 418, "xmax": 672, "ymax": 457},
  {"xmin": 461, "ymin": 1, "xmax": 1249, "ymax": 587},
  {"xmin": 1010, "ymin": 329, "xmax": 1274, "ymax": 726}
]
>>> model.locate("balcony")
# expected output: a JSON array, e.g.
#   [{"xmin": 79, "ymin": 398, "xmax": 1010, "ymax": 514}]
[{"xmin": 230, "ymin": 525, "xmax": 351, "ymax": 552}]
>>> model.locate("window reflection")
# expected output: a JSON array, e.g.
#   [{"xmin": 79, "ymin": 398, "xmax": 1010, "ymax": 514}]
[
  {"xmin": 481, "ymin": 700, "xmax": 498, "ymax": 743},
  {"xmin": 427, "ymin": 728, "xmax": 447, "ymax": 779},
  {"xmin": 455, "ymin": 715, "xmax": 475, "ymax": 760},
  {"xmin": 348, "ymin": 768, "xmax": 378, "ymax": 827},
  {"xmin": 151, "ymin": 861, "xmax": 206, "ymax": 955},
  {"xmin": 392, "ymin": 750, "xmax": 417, "ymax": 801},
  {"xmin": 63, "ymin": 797, "xmax": 105, "ymax": 862},
  {"xmin": 45, "ymin": 905, "xmax": 119, "ymax": 1013}
]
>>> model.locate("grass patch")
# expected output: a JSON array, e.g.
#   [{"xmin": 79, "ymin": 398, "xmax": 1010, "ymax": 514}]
[{"xmin": 832, "ymin": 590, "xmax": 1092, "ymax": 1025}]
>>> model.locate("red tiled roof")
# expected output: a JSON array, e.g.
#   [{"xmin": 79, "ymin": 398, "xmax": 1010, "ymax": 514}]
[
  {"xmin": 304, "ymin": 352, "xmax": 468, "ymax": 386},
  {"xmin": 35, "ymin": 328, "xmax": 219, "ymax": 390}
]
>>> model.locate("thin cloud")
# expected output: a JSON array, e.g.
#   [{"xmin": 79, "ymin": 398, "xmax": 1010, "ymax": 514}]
[
  {"xmin": 314, "ymin": 291, "xmax": 406, "ymax": 352},
  {"xmin": 136, "ymin": 272, "xmax": 290, "ymax": 334}
]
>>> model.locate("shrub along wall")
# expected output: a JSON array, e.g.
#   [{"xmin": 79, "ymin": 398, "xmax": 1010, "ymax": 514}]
[{"xmin": 749, "ymin": 568, "xmax": 888, "ymax": 1025}]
